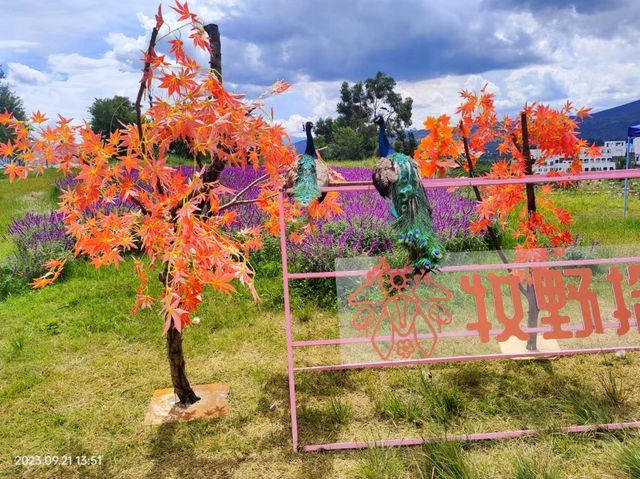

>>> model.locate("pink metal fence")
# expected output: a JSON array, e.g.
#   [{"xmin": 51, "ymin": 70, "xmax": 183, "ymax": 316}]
[{"xmin": 277, "ymin": 168, "xmax": 640, "ymax": 452}]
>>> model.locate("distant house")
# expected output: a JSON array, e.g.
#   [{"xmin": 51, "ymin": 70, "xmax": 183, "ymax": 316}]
[{"xmin": 532, "ymin": 141, "xmax": 638, "ymax": 174}]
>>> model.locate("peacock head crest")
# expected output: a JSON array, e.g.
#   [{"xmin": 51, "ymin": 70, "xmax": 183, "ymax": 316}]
[
  {"xmin": 373, "ymin": 107, "xmax": 390, "ymax": 127},
  {"xmin": 303, "ymin": 121, "xmax": 314, "ymax": 133}
]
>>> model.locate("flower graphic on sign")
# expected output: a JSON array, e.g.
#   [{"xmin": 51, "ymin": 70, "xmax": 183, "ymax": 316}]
[{"xmin": 348, "ymin": 258, "xmax": 453, "ymax": 360}]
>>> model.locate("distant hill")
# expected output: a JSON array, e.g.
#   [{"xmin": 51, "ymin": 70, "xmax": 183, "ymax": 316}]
[
  {"xmin": 577, "ymin": 99, "xmax": 640, "ymax": 143},
  {"xmin": 290, "ymin": 99, "xmax": 640, "ymax": 155}
]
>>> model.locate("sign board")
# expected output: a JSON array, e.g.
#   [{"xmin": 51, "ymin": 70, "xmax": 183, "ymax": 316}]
[{"xmin": 336, "ymin": 247, "xmax": 640, "ymax": 365}]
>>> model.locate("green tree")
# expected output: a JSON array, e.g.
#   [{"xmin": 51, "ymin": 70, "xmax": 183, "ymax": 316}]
[
  {"xmin": 0, "ymin": 67, "xmax": 27, "ymax": 146},
  {"xmin": 331, "ymin": 125, "xmax": 367, "ymax": 160},
  {"xmin": 88, "ymin": 95, "xmax": 136, "ymax": 138},
  {"xmin": 337, "ymin": 72, "xmax": 412, "ymax": 136},
  {"xmin": 321, "ymin": 72, "xmax": 413, "ymax": 160},
  {"xmin": 314, "ymin": 117, "xmax": 335, "ymax": 145},
  {"xmin": 404, "ymin": 131, "xmax": 418, "ymax": 156},
  {"xmin": 336, "ymin": 81, "xmax": 370, "ymax": 129}
]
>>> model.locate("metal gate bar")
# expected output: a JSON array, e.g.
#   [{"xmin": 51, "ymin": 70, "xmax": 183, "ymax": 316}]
[{"xmin": 277, "ymin": 168, "xmax": 640, "ymax": 452}]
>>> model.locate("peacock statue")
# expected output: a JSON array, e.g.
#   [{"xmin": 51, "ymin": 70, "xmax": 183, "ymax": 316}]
[
  {"xmin": 371, "ymin": 114, "xmax": 444, "ymax": 273},
  {"xmin": 285, "ymin": 121, "xmax": 329, "ymax": 206}
]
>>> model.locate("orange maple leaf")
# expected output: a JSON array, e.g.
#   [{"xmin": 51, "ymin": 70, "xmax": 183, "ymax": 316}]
[
  {"xmin": 171, "ymin": 0, "xmax": 195, "ymax": 21},
  {"xmin": 30, "ymin": 110, "xmax": 48, "ymax": 124},
  {"xmin": 155, "ymin": 4, "xmax": 163, "ymax": 29}
]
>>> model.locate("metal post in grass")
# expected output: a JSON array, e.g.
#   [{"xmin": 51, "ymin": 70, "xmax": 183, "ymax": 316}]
[
  {"xmin": 624, "ymin": 135, "xmax": 631, "ymax": 219},
  {"xmin": 623, "ymin": 125, "xmax": 640, "ymax": 218}
]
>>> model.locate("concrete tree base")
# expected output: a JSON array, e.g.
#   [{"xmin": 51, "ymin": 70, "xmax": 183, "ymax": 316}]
[
  {"xmin": 144, "ymin": 383, "xmax": 229, "ymax": 425},
  {"xmin": 499, "ymin": 336, "xmax": 560, "ymax": 357}
]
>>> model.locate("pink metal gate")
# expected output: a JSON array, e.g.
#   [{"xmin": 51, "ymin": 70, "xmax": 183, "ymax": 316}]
[{"xmin": 277, "ymin": 169, "xmax": 640, "ymax": 452}]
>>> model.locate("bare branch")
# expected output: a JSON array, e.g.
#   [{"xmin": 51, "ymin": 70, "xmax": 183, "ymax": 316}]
[
  {"xmin": 135, "ymin": 26, "xmax": 159, "ymax": 150},
  {"xmin": 510, "ymin": 132, "xmax": 523, "ymax": 155},
  {"xmin": 129, "ymin": 196, "xmax": 149, "ymax": 216},
  {"xmin": 218, "ymin": 193, "xmax": 278, "ymax": 212},
  {"xmin": 217, "ymin": 174, "xmax": 269, "ymax": 211}
]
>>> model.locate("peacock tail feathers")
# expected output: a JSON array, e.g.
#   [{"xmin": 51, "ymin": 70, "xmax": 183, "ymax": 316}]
[
  {"xmin": 293, "ymin": 153, "xmax": 321, "ymax": 206},
  {"xmin": 388, "ymin": 152, "xmax": 444, "ymax": 272}
]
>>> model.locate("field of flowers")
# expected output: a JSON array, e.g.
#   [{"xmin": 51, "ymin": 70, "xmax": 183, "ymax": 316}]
[{"xmin": 1, "ymin": 165, "xmax": 482, "ymax": 298}]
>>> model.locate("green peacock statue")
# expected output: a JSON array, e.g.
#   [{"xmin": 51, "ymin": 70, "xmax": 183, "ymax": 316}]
[
  {"xmin": 372, "ymin": 114, "xmax": 444, "ymax": 273},
  {"xmin": 285, "ymin": 121, "xmax": 329, "ymax": 206}
]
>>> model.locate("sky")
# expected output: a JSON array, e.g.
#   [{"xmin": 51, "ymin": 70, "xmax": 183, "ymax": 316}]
[{"xmin": 1, "ymin": 0, "xmax": 639, "ymax": 136}]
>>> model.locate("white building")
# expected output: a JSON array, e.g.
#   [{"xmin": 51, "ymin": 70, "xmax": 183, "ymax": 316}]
[{"xmin": 532, "ymin": 140, "xmax": 638, "ymax": 174}]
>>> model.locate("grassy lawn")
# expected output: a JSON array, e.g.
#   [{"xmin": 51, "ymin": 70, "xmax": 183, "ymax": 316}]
[{"xmin": 2, "ymin": 173, "xmax": 640, "ymax": 478}]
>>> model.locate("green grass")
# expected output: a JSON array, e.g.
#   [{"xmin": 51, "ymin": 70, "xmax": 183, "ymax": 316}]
[
  {"xmin": 512, "ymin": 454, "xmax": 558, "ymax": 479},
  {"xmin": 326, "ymin": 157, "xmax": 378, "ymax": 169},
  {"xmin": 2, "ymin": 174, "xmax": 640, "ymax": 478},
  {"xmin": 417, "ymin": 441, "xmax": 473, "ymax": 479},
  {"xmin": 615, "ymin": 439, "xmax": 640, "ymax": 478},
  {"xmin": 550, "ymin": 184, "xmax": 640, "ymax": 245},
  {"xmin": 358, "ymin": 445, "xmax": 405, "ymax": 479}
]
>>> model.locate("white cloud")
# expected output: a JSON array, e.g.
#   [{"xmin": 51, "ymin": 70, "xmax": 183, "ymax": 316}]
[
  {"xmin": 7, "ymin": 63, "xmax": 48, "ymax": 85},
  {"xmin": 7, "ymin": 53, "xmax": 140, "ymax": 124},
  {"xmin": 104, "ymin": 32, "xmax": 148, "ymax": 67},
  {"xmin": 2, "ymin": 0, "xmax": 639, "ymax": 136},
  {"xmin": 0, "ymin": 40, "xmax": 38, "ymax": 52},
  {"xmin": 276, "ymin": 114, "xmax": 312, "ymax": 137}
]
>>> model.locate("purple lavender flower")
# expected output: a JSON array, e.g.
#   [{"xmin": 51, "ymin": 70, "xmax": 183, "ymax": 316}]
[{"xmin": 5, "ymin": 211, "xmax": 73, "ymax": 280}]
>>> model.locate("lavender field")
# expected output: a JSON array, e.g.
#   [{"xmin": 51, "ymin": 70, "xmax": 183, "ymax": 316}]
[
  {"xmin": 218, "ymin": 165, "xmax": 480, "ymax": 270},
  {"xmin": 45, "ymin": 165, "xmax": 481, "ymax": 279}
]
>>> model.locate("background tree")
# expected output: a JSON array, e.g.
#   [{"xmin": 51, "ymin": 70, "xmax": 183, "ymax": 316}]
[
  {"xmin": 330, "ymin": 125, "xmax": 367, "ymax": 160},
  {"xmin": 0, "ymin": 67, "xmax": 26, "ymax": 147},
  {"xmin": 88, "ymin": 95, "xmax": 137, "ymax": 139},
  {"xmin": 317, "ymin": 71, "xmax": 414, "ymax": 160},
  {"xmin": 313, "ymin": 117, "xmax": 334, "ymax": 147},
  {"xmin": 415, "ymin": 87, "xmax": 598, "ymax": 350}
]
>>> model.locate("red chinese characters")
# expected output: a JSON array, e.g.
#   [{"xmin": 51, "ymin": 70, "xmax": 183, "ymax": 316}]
[
  {"xmin": 461, "ymin": 266, "xmax": 640, "ymax": 343},
  {"xmin": 348, "ymin": 261, "xmax": 640, "ymax": 361}
]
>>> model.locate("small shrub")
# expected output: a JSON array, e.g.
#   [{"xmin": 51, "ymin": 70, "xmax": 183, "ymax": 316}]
[
  {"xmin": 359, "ymin": 445, "xmax": 405, "ymax": 479},
  {"xmin": 417, "ymin": 440, "xmax": 473, "ymax": 479},
  {"xmin": 615, "ymin": 441, "xmax": 640, "ymax": 479}
]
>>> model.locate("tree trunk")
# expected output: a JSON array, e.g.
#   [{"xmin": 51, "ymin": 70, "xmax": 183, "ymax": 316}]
[
  {"xmin": 204, "ymin": 24, "xmax": 222, "ymax": 82},
  {"xmin": 521, "ymin": 112, "xmax": 540, "ymax": 351},
  {"xmin": 525, "ymin": 284, "xmax": 539, "ymax": 351},
  {"xmin": 162, "ymin": 24, "xmax": 223, "ymax": 406},
  {"xmin": 461, "ymin": 131, "xmax": 510, "ymax": 265},
  {"xmin": 167, "ymin": 327, "xmax": 200, "ymax": 406}
]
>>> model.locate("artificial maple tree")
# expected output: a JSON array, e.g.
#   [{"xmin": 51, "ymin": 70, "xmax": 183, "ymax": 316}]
[
  {"xmin": 415, "ymin": 86, "xmax": 599, "ymax": 350},
  {"xmin": 0, "ymin": 1, "xmax": 340, "ymax": 405}
]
